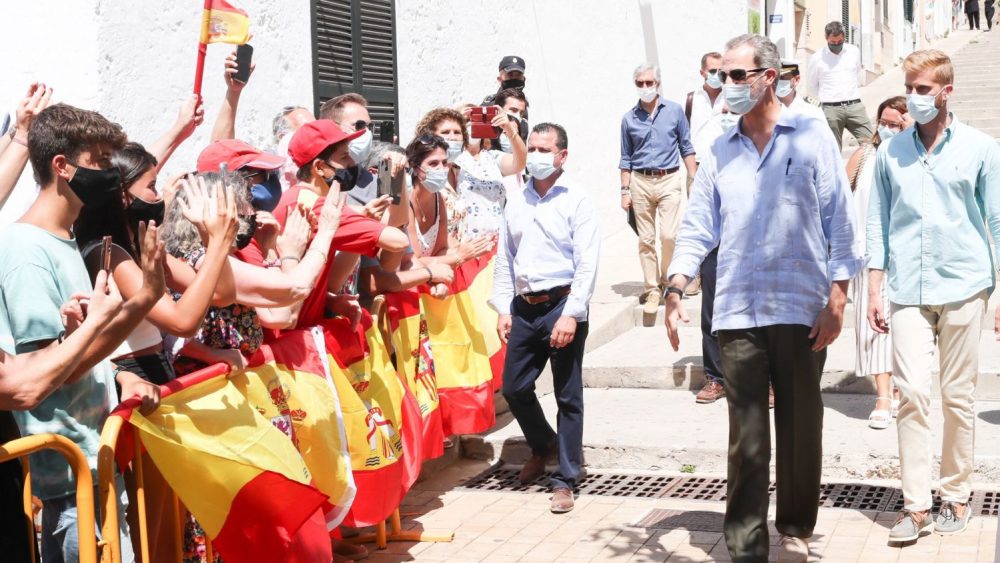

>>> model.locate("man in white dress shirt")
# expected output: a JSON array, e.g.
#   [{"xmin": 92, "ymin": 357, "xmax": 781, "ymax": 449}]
[
  {"xmin": 491, "ymin": 122, "xmax": 600, "ymax": 515},
  {"xmin": 777, "ymin": 61, "xmax": 827, "ymax": 124},
  {"xmin": 687, "ymin": 52, "xmax": 726, "ymax": 164},
  {"xmin": 807, "ymin": 21, "xmax": 874, "ymax": 148}
]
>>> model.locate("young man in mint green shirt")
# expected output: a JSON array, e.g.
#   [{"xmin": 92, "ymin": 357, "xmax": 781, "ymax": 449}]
[{"xmin": 0, "ymin": 103, "xmax": 165, "ymax": 562}]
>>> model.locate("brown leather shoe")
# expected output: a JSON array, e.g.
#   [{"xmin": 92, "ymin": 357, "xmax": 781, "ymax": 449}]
[
  {"xmin": 768, "ymin": 385, "xmax": 775, "ymax": 409},
  {"xmin": 550, "ymin": 487, "xmax": 575, "ymax": 513},
  {"xmin": 519, "ymin": 454, "xmax": 547, "ymax": 484},
  {"xmin": 695, "ymin": 380, "xmax": 725, "ymax": 403}
]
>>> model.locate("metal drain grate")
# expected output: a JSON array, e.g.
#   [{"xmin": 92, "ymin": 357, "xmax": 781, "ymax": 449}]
[{"xmin": 459, "ymin": 466, "xmax": 1000, "ymax": 517}]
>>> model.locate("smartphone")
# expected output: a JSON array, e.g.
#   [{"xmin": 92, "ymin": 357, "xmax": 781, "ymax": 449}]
[
  {"xmin": 469, "ymin": 106, "xmax": 500, "ymax": 139},
  {"xmin": 379, "ymin": 120, "xmax": 395, "ymax": 143},
  {"xmin": 377, "ymin": 160, "xmax": 404, "ymax": 205},
  {"xmin": 101, "ymin": 236, "xmax": 113, "ymax": 272},
  {"xmin": 234, "ymin": 44, "xmax": 254, "ymax": 84}
]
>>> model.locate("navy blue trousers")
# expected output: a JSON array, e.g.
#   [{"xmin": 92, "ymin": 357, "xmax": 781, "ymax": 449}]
[
  {"xmin": 701, "ymin": 247, "xmax": 724, "ymax": 383},
  {"xmin": 501, "ymin": 296, "xmax": 588, "ymax": 490}
]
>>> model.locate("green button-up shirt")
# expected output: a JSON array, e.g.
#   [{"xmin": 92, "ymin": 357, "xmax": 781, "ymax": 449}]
[{"xmin": 867, "ymin": 114, "xmax": 1000, "ymax": 306}]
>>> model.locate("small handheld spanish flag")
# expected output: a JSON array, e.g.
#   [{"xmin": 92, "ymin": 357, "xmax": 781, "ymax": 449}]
[{"xmin": 200, "ymin": 0, "xmax": 251, "ymax": 44}]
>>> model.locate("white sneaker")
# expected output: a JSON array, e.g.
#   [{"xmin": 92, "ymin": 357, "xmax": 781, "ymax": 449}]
[{"xmin": 776, "ymin": 535, "xmax": 808, "ymax": 563}]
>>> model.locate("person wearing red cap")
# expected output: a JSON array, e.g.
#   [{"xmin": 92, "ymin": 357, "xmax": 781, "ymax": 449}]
[
  {"xmin": 197, "ymin": 139, "xmax": 285, "ymax": 212},
  {"xmin": 237, "ymin": 119, "xmax": 408, "ymax": 331}
]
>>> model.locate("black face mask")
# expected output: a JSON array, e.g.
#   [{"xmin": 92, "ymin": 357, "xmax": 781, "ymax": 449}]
[
  {"xmin": 500, "ymin": 78, "xmax": 525, "ymax": 91},
  {"xmin": 68, "ymin": 164, "xmax": 121, "ymax": 208},
  {"xmin": 235, "ymin": 214, "xmax": 258, "ymax": 249},
  {"xmin": 325, "ymin": 164, "xmax": 360, "ymax": 192},
  {"xmin": 126, "ymin": 196, "xmax": 165, "ymax": 233}
]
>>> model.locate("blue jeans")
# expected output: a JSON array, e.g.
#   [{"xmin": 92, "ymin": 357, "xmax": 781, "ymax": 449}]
[{"xmin": 41, "ymin": 476, "xmax": 134, "ymax": 563}]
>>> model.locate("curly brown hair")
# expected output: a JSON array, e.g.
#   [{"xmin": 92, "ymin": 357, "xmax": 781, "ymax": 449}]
[{"xmin": 414, "ymin": 108, "xmax": 468, "ymax": 149}]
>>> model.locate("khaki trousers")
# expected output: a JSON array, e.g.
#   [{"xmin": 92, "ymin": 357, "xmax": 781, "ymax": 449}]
[
  {"xmin": 822, "ymin": 102, "xmax": 874, "ymax": 150},
  {"xmin": 890, "ymin": 291, "xmax": 986, "ymax": 511},
  {"xmin": 630, "ymin": 170, "xmax": 686, "ymax": 292}
]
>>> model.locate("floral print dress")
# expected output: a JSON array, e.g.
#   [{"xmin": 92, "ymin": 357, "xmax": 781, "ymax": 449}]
[{"xmin": 454, "ymin": 150, "xmax": 506, "ymax": 242}]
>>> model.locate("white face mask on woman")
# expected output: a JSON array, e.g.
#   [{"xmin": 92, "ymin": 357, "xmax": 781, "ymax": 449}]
[{"xmin": 421, "ymin": 167, "xmax": 449, "ymax": 193}]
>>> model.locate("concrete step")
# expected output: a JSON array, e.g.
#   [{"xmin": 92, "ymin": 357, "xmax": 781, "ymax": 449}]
[
  {"xmin": 461, "ymin": 387, "xmax": 1000, "ymax": 483},
  {"xmin": 581, "ymin": 324, "xmax": 1000, "ymax": 398}
]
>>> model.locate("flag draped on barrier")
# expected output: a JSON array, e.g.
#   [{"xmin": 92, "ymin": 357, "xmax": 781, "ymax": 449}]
[
  {"xmin": 322, "ymin": 314, "xmax": 422, "ymax": 527},
  {"xmin": 235, "ymin": 327, "xmax": 357, "ymax": 530},
  {"xmin": 111, "ymin": 366, "xmax": 328, "ymax": 562},
  {"xmin": 465, "ymin": 254, "xmax": 507, "ymax": 392}
]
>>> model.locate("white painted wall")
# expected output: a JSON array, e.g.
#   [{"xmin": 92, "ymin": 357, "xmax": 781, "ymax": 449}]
[
  {"xmin": 395, "ymin": 0, "xmax": 748, "ymax": 237},
  {"xmin": 0, "ymin": 0, "xmax": 312, "ymax": 222}
]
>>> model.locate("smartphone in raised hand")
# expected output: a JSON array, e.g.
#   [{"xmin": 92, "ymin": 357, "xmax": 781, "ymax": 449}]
[
  {"xmin": 234, "ymin": 44, "xmax": 254, "ymax": 84},
  {"xmin": 101, "ymin": 236, "xmax": 113, "ymax": 272}
]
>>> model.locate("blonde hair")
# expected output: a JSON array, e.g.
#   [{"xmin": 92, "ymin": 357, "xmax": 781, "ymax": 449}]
[{"xmin": 903, "ymin": 49, "xmax": 954, "ymax": 85}]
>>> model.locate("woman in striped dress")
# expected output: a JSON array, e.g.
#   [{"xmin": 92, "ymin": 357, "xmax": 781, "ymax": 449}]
[{"xmin": 846, "ymin": 96, "xmax": 912, "ymax": 430}]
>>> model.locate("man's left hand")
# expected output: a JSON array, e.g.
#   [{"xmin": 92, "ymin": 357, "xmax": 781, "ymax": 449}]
[
  {"xmin": 550, "ymin": 316, "xmax": 577, "ymax": 349},
  {"xmin": 808, "ymin": 305, "xmax": 843, "ymax": 351}
]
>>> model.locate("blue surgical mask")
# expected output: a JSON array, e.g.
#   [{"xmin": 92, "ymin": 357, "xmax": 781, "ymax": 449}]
[
  {"xmin": 722, "ymin": 74, "xmax": 764, "ymax": 116},
  {"xmin": 906, "ymin": 91, "xmax": 942, "ymax": 125},
  {"xmin": 718, "ymin": 112, "xmax": 740, "ymax": 131},
  {"xmin": 446, "ymin": 140, "xmax": 463, "ymax": 162},
  {"xmin": 421, "ymin": 167, "xmax": 449, "ymax": 193},
  {"xmin": 775, "ymin": 79, "xmax": 793, "ymax": 98},
  {"xmin": 499, "ymin": 134, "xmax": 513, "ymax": 153},
  {"xmin": 706, "ymin": 71, "xmax": 723, "ymax": 90},
  {"xmin": 348, "ymin": 128, "xmax": 373, "ymax": 164},
  {"xmin": 877, "ymin": 125, "xmax": 899, "ymax": 141},
  {"xmin": 525, "ymin": 151, "xmax": 558, "ymax": 180},
  {"xmin": 249, "ymin": 172, "xmax": 283, "ymax": 212}
]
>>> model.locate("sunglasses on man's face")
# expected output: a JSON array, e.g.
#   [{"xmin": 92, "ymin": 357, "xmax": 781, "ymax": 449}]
[
  {"xmin": 718, "ymin": 67, "xmax": 767, "ymax": 84},
  {"xmin": 635, "ymin": 80, "xmax": 657, "ymax": 88},
  {"xmin": 354, "ymin": 120, "xmax": 373, "ymax": 132}
]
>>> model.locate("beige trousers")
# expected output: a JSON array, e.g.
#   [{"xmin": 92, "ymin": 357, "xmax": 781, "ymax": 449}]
[
  {"xmin": 630, "ymin": 170, "xmax": 686, "ymax": 292},
  {"xmin": 890, "ymin": 291, "xmax": 986, "ymax": 511}
]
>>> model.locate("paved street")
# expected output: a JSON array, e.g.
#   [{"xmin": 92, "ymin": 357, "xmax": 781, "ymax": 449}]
[{"xmin": 357, "ymin": 29, "xmax": 1000, "ymax": 563}]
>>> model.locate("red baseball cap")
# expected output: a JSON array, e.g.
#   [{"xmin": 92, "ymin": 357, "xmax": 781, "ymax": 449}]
[
  {"xmin": 287, "ymin": 119, "xmax": 365, "ymax": 168},
  {"xmin": 196, "ymin": 139, "xmax": 285, "ymax": 174}
]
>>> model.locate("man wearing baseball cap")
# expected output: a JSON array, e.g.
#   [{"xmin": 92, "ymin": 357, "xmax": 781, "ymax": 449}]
[
  {"xmin": 483, "ymin": 55, "xmax": 527, "ymax": 107},
  {"xmin": 197, "ymin": 139, "xmax": 285, "ymax": 212},
  {"xmin": 237, "ymin": 119, "xmax": 408, "ymax": 330}
]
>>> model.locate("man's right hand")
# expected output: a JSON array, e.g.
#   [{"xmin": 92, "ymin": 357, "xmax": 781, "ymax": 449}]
[
  {"xmin": 664, "ymin": 290, "xmax": 689, "ymax": 351},
  {"xmin": 497, "ymin": 314, "xmax": 513, "ymax": 344},
  {"xmin": 621, "ymin": 194, "xmax": 632, "ymax": 211},
  {"xmin": 867, "ymin": 296, "xmax": 889, "ymax": 334}
]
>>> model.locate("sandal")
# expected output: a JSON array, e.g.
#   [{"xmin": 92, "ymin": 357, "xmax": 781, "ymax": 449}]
[{"xmin": 869, "ymin": 396, "xmax": 892, "ymax": 430}]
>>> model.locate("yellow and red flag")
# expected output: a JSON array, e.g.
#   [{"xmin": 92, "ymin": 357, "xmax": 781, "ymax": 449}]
[
  {"xmin": 464, "ymin": 253, "xmax": 507, "ymax": 391},
  {"xmin": 236, "ymin": 327, "xmax": 356, "ymax": 531},
  {"xmin": 111, "ymin": 365, "xmax": 328, "ymax": 562},
  {"xmin": 200, "ymin": 0, "xmax": 251, "ymax": 44},
  {"xmin": 385, "ymin": 287, "xmax": 446, "ymax": 461},
  {"xmin": 322, "ymin": 314, "xmax": 423, "ymax": 527}
]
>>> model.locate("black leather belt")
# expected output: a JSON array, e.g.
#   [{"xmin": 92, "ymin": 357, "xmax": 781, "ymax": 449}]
[
  {"xmin": 521, "ymin": 286, "xmax": 571, "ymax": 305},
  {"xmin": 634, "ymin": 167, "xmax": 679, "ymax": 176},
  {"xmin": 821, "ymin": 99, "xmax": 861, "ymax": 107}
]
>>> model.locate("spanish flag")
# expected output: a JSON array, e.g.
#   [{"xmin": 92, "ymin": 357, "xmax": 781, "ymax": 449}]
[
  {"xmin": 322, "ymin": 314, "xmax": 423, "ymax": 527},
  {"xmin": 465, "ymin": 253, "xmax": 507, "ymax": 391},
  {"xmin": 385, "ymin": 287, "xmax": 446, "ymax": 461},
  {"xmin": 234, "ymin": 327, "xmax": 357, "ymax": 531},
  {"xmin": 200, "ymin": 0, "xmax": 251, "ymax": 44},
  {"xmin": 112, "ymin": 365, "xmax": 329, "ymax": 562}
]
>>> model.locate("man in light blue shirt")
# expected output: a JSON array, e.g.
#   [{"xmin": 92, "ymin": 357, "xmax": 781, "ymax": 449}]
[
  {"xmin": 664, "ymin": 35, "xmax": 862, "ymax": 563},
  {"xmin": 867, "ymin": 49, "xmax": 1000, "ymax": 542},
  {"xmin": 490, "ymin": 123, "xmax": 600, "ymax": 515}
]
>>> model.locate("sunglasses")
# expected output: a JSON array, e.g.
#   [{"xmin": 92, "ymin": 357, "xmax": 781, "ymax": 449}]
[
  {"xmin": 634, "ymin": 80, "xmax": 657, "ymax": 88},
  {"xmin": 718, "ymin": 67, "xmax": 767, "ymax": 83},
  {"xmin": 354, "ymin": 120, "xmax": 373, "ymax": 132},
  {"xmin": 240, "ymin": 170, "xmax": 277, "ymax": 183}
]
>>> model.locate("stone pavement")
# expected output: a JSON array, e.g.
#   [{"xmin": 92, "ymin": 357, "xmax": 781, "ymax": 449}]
[{"xmin": 361, "ymin": 460, "xmax": 997, "ymax": 562}]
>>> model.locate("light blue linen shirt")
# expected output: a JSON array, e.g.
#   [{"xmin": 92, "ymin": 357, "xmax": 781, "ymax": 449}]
[
  {"xmin": 867, "ymin": 114, "xmax": 1000, "ymax": 306},
  {"xmin": 489, "ymin": 175, "xmax": 600, "ymax": 321},
  {"xmin": 668, "ymin": 107, "xmax": 863, "ymax": 331}
]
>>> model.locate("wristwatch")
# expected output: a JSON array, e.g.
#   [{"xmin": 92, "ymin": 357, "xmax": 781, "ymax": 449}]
[
  {"xmin": 620, "ymin": 186, "xmax": 631, "ymax": 196},
  {"xmin": 664, "ymin": 286, "xmax": 685, "ymax": 299}
]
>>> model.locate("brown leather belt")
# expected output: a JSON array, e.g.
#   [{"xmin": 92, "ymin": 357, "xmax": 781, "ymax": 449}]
[
  {"xmin": 521, "ymin": 285, "xmax": 571, "ymax": 305},
  {"xmin": 634, "ymin": 167, "xmax": 679, "ymax": 177}
]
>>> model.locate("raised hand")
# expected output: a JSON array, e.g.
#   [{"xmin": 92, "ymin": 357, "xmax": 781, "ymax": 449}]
[
  {"xmin": 15, "ymin": 82, "xmax": 53, "ymax": 136},
  {"xmin": 317, "ymin": 191, "xmax": 345, "ymax": 235},
  {"xmin": 490, "ymin": 105, "xmax": 518, "ymax": 138},
  {"xmin": 277, "ymin": 206, "xmax": 311, "ymax": 259},
  {"xmin": 173, "ymin": 94, "xmax": 205, "ymax": 141},
  {"xmin": 224, "ymin": 49, "xmax": 255, "ymax": 92},
  {"xmin": 202, "ymin": 176, "xmax": 239, "ymax": 247},
  {"xmin": 363, "ymin": 195, "xmax": 392, "ymax": 221},
  {"xmin": 86, "ymin": 270, "xmax": 124, "ymax": 328},
  {"xmin": 137, "ymin": 221, "xmax": 167, "ymax": 305},
  {"xmin": 177, "ymin": 175, "xmax": 211, "ymax": 241}
]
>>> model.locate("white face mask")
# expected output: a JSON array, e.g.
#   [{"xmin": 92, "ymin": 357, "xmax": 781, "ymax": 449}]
[
  {"xmin": 775, "ymin": 79, "xmax": 793, "ymax": 98},
  {"xmin": 348, "ymin": 128, "xmax": 373, "ymax": 164},
  {"xmin": 906, "ymin": 90, "xmax": 943, "ymax": 125},
  {"xmin": 525, "ymin": 151, "xmax": 559, "ymax": 180},
  {"xmin": 446, "ymin": 139, "xmax": 463, "ymax": 162},
  {"xmin": 637, "ymin": 86, "xmax": 658, "ymax": 103},
  {"xmin": 877, "ymin": 125, "xmax": 900, "ymax": 141},
  {"xmin": 498, "ymin": 134, "xmax": 513, "ymax": 153},
  {"xmin": 705, "ymin": 71, "xmax": 723, "ymax": 90},
  {"xmin": 421, "ymin": 167, "xmax": 449, "ymax": 193},
  {"xmin": 465, "ymin": 125, "xmax": 481, "ymax": 148},
  {"xmin": 718, "ymin": 112, "xmax": 740, "ymax": 131}
]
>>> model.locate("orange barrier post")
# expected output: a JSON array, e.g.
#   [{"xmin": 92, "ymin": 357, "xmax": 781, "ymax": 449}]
[
  {"xmin": 98, "ymin": 415, "xmax": 124, "ymax": 563},
  {"xmin": 345, "ymin": 508, "xmax": 454, "ymax": 550},
  {"xmin": 0, "ymin": 433, "xmax": 99, "ymax": 563}
]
